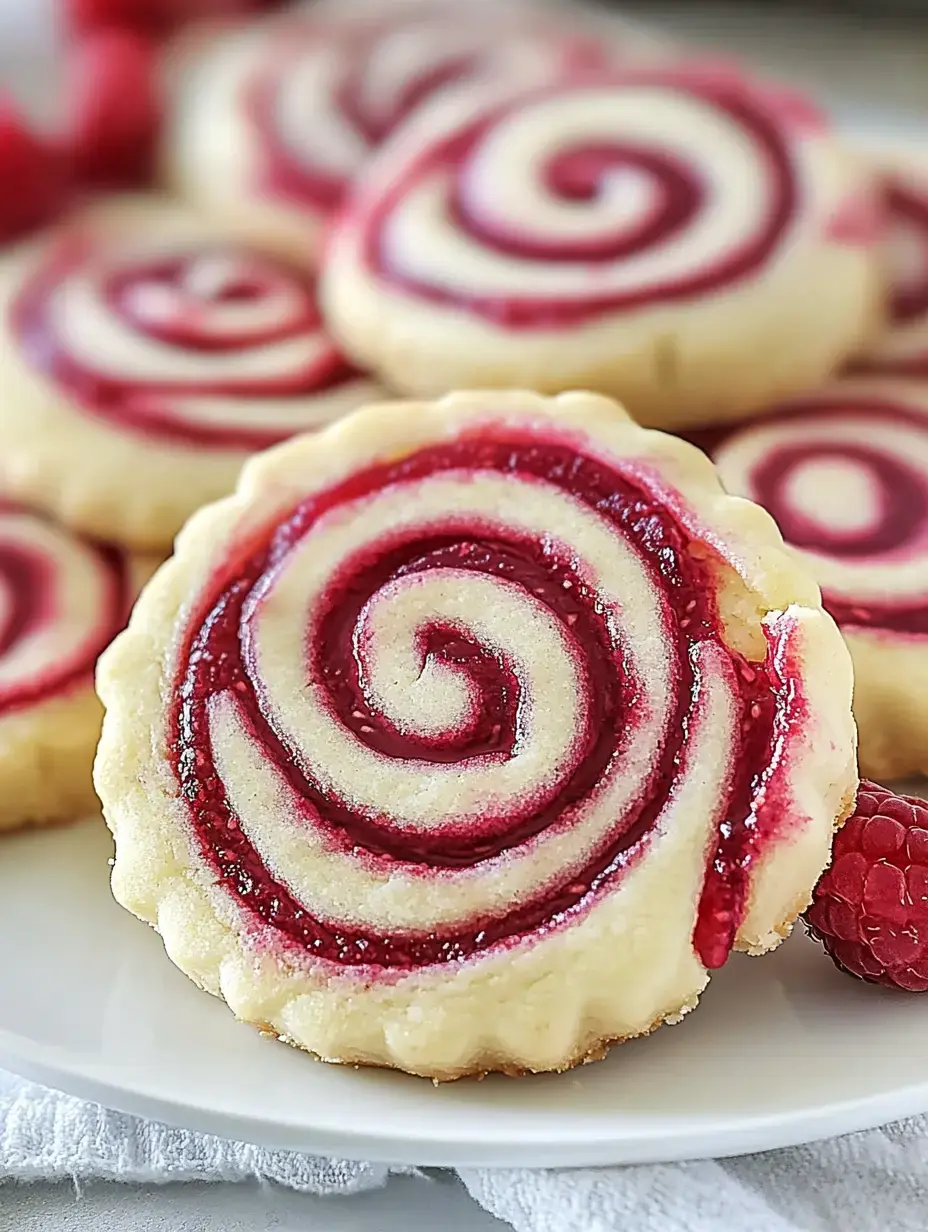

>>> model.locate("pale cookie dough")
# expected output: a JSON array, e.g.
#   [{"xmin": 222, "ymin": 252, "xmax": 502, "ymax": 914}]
[
  {"xmin": 0, "ymin": 196, "xmax": 384, "ymax": 553},
  {"xmin": 162, "ymin": 2, "xmax": 623, "ymax": 262},
  {"xmin": 698, "ymin": 378, "xmax": 928, "ymax": 781},
  {"xmin": 851, "ymin": 140, "xmax": 928, "ymax": 379},
  {"xmin": 95, "ymin": 389, "xmax": 856, "ymax": 1079},
  {"xmin": 0, "ymin": 502, "xmax": 155, "ymax": 833},
  {"xmin": 321, "ymin": 67, "xmax": 884, "ymax": 430}
]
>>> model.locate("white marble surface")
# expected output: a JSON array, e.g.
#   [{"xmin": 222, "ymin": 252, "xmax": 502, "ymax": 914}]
[{"xmin": 0, "ymin": 2, "xmax": 926, "ymax": 1229}]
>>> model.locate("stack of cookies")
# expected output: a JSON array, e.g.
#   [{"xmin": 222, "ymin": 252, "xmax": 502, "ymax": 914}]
[{"xmin": 2, "ymin": 0, "xmax": 927, "ymax": 1079}]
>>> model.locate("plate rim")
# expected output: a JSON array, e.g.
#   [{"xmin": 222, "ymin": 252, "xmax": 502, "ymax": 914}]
[{"xmin": 3, "ymin": 1023, "xmax": 928, "ymax": 1168}]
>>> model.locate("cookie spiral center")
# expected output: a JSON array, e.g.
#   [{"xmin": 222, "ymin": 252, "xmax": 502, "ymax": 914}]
[
  {"xmin": 752, "ymin": 441, "xmax": 927, "ymax": 558},
  {"xmin": 706, "ymin": 395, "xmax": 928, "ymax": 634},
  {"xmin": 360, "ymin": 75, "xmax": 799, "ymax": 326},
  {"xmin": 11, "ymin": 238, "xmax": 361, "ymax": 450}
]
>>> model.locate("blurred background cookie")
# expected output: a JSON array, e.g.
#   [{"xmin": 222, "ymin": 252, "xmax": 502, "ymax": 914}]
[
  {"xmin": 0, "ymin": 196, "xmax": 385, "ymax": 552},
  {"xmin": 320, "ymin": 66, "xmax": 884, "ymax": 429},
  {"xmin": 0, "ymin": 505, "xmax": 155, "ymax": 832},
  {"xmin": 695, "ymin": 379, "xmax": 928, "ymax": 780},
  {"xmin": 162, "ymin": 0, "xmax": 631, "ymax": 262}
]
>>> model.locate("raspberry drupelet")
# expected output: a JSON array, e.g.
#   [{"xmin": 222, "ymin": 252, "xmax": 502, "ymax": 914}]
[{"xmin": 806, "ymin": 780, "xmax": 928, "ymax": 991}]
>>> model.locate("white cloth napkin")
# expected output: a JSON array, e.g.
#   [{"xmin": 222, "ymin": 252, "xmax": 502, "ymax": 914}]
[{"xmin": 3, "ymin": 1071, "xmax": 928, "ymax": 1231}]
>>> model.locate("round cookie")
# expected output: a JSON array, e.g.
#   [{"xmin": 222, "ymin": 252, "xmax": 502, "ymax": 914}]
[
  {"xmin": 0, "ymin": 196, "xmax": 384, "ymax": 552},
  {"xmin": 163, "ymin": 3, "xmax": 619, "ymax": 262},
  {"xmin": 696, "ymin": 380, "xmax": 928, "ymax": 780},
  {"xmin": 852, "ymin": 142, "xmax": 928, "ymax": 378},
  {"xmin": 320, "ymin": 67, "xmax": 884, "ymax": 429},
  {"xmin": 95, "ymin": 389, "xmax": 856, "ymax": 1079},
  {"xmin": 0, "ymin": 502, "xmax": 150, "ymax": 832}
]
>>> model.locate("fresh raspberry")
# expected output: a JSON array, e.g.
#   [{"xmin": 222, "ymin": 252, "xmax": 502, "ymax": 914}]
[
  {"xmin": 65, "ymin": 0, "xmax": 163, "ymax": 37},
  {"xmin": 0, "ymin": 97, "xmax": 71, "ymax": 244},
  {"xmin": 63, "ymin": 0, "xmax": 271, "ymax": 40},
  {"xmin": 805, "ymin": 780, "xmax": 928, "ymax": 991},
  {"xmin": 64, "ymin": 30, "xmax": 162, "ymax": 188}
]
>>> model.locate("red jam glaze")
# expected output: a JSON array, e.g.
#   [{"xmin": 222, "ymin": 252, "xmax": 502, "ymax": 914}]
[
  {"xmin": 692, "ymin": 398, "xmax": 928, "ymax": 636},
  {"xmin": 0, "ymin": 511, "xmax": 127, "ymax": 712},
  {"xmin": 246, "ymin": 16, "xmax": 609, "ymax": 215},
  {"xmin": 172, "ymin": 434, "xmax": 800, "ymax": 971},
  {"xmin": 361, "ymin": 74, "xmax": 799, "ymax": 327},
  {"xmin": 10, "ymin": 241, "xmax": 360, "ymax": 452},
  {"xmin": 693, "ymin": 630, "xmax": 801, "ymax": 970}
]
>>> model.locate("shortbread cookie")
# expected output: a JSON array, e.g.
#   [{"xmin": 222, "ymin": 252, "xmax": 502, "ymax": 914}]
[
  {"xmin": 96, "ymin": 389, "xmax": 856, "ymax": 1079},
  {"xmin": 162, "ymin": 4, "xmax": 617, "ymax": 261},
  {"xmin": 321, "ymin": 68, "xmax": 883, "ymax": 429},
  {"xmin": 0, "ymin": 197, "xmax": 383, "ymax": 552},
  {"xmin": 853, "ymin": 143, "xmax": 928, "ymax": 378},
  {"xmin": 696, "ymin": 380, "xmax": 928, "ymax": 780},
  {"xmin": 0, "ymin": 501, "xmax": 149, "ymax": 832}
]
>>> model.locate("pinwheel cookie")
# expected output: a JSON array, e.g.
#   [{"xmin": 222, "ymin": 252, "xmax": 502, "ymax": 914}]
[
  {"xmin": 0, "ymin": 501, "xmax": 151, "ymax": 832},
  {"xmin": 852, "ymin": 142, "xmax": 928, "ymax": 378},
  {"xmin": 321, "ymin": 68, "xmax": 883, "ymax": 430},
  {"xmin": 0, "ymin": 196, "xmax": 383, "ymax": 552},
  {"xmin": 698, "ymin": 380, "xmax": 928, "ymax": 781},
  {"xmin": 163, "ymin": 3, "xmax": 617, "ymax": 261},
  {"xmin": 96, "ymin": 390, "xmax": 856, "ymax": 1079}
]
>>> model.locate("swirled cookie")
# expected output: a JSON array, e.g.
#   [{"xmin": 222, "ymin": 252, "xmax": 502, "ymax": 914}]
[
  {"xmin": 697, "ymin": 379, "xmax": 928, "ymax": 780},
  {"xmin": 321, "ymin": 68, "xmax": 883, "ymax": 429},
  {"xmin": 96, "ymin": 390, "xmax": 856, "ymax": 1078},
  {"xmin": 163, "ymin": 3, "xmax": 618, "ymax": 260},
  {"xmin": 0, "ymin": 501, "xmax": 150, "ymax": 831},
  {"xmin": 0, "ymin": 197, "xmax": 383, "ymax": 552},
  {"xmin": 852, "ymin": 143, "xmax": 928, "ymax": 378}
]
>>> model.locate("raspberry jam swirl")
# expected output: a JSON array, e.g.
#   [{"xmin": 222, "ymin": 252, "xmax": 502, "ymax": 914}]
[
  {"xmin": 345, "ymin": 69, "xmax": 829, "ymax": 327},
  {"xmin": 700, "ymin": 386, "xmax": 928, "ymax": 636},
  {"xmin": 245, "ymin": 8, "xmax": 612, "ymax": 215},
  {"xmin": 10, "ymin": 236, "xmax": 367, "ymax": 451},
  {"xmin": 0, "ymin": 502, "xmax": 125, "ymax": 713},
  {"xmin": 171, "ymin": 427, "xmax": 809, "ymax": 974},
  {"xmin": 854, "ymin": 166, "xmax": 928, "ymax": 377}
]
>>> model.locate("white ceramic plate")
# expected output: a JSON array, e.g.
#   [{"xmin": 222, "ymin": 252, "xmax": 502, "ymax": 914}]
[
  {"xmin": 0, "ymin": 76, "xmax": 926, "ymax": 1166},
  {"xmin": 1, "ymin": 814, "xmax": 928, "ymax": 1168}
]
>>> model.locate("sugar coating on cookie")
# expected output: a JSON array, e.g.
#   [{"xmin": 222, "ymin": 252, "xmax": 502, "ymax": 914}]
[
  {"xmin": 321, "ymin": 67, "xmax": 883, "ymax": 429},
  {"xmin": 163, "ymin": 3, "xmax": 620, "ymax": 260},
  {"xmin": 852, "ymin": 145, "xmax": 928, "ymax": 378},
  {"xmin": 0, "ymin": 197, "xmax": 384, "ymax": 552},
  {"xmin": 96, "ymin": 390, "xmax": 856, "ymax": 1078},
  {"xmin": 699, "ymin": 380, "xmax": 928, "ymax": 781},
  {"xmin": 0, "ymin": 501, "xmax": 134, "ymax": 831}
]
